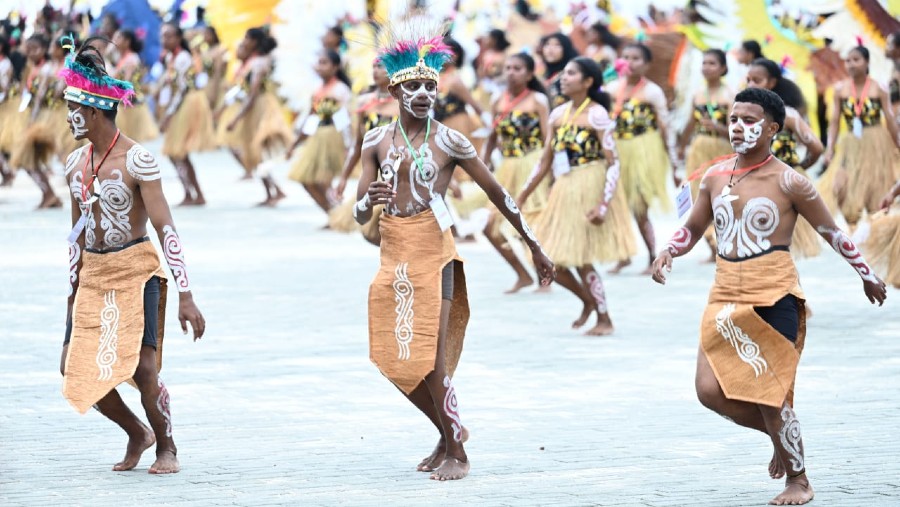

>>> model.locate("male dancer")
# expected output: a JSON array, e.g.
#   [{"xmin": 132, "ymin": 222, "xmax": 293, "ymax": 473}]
[
  {"xmin": 58, "ymin": 37, "xmax": 205, "ymax": 474},
  {"xmin": 651, "ymin": 88, "xmax": 886, "ymax": 505},
  {"xmin": 355, "ymin": 21, "xmax": 555, "ymax": 481}
]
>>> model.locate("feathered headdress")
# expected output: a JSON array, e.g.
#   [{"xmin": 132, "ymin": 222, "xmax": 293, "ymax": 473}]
[
  {"xmin": 57, "ymin": 35, "xmax": 135, "ymax": 111},
  {"xmin": 376, "ymin": 17, "xmax": 453, "ymax": 87}
]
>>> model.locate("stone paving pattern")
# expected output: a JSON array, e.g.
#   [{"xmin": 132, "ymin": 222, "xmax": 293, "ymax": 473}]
[{"xmin": 1, "ymin": 144, "xmax": 898, "ymax": 506}]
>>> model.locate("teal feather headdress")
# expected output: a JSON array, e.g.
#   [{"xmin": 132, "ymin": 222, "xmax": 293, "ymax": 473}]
[
  {"xmin": 57, "ymin": 35, "xmax": 135, "ymax": 111},
  {"xmin": 377, "ymin": 18, "xmax": 453, "ymax": 86}
]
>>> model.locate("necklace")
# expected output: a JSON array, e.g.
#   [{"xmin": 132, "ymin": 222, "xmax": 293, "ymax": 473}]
[
  {"xmin": 386, "ymin": 119, "xmax": 430, "ymax": 181},
  {"xmin": 720, "ymin": 154, "xmax": 773, "ymax": 201},
  {"xmin": 80, "ymin": 130, "xmax": 122, "ymax": 206}
]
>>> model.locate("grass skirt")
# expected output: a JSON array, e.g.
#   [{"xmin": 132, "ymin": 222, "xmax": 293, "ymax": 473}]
[
  {"xmin": 226, "ymin": 92, "xmax": 291, "ymax": 169},
  {"xmin": 288, "ymin": 125, "xmax": 346, "ymax": 185},
  {"xmin": 534, "ymin": 160, "xmax": 637, "ymax": 267},
  {"xmin": 487, "ymin": 149, "xmax": 548, "ymax": 236},
  {"xmin": 119, "ymin": 103, "xmax": 160, "ymax": 142},
  {"xmin": 821, "ymin": 127, "xmax": 899, "ymax": 224},
  {"xmin": 0, "ymin": 99, "xmax": 27, "ymax": 154},
  {"xmin": 161, "ymin": 90, "xmax": 217, "ymax": 159},
  {"xmin": 618, "ymin": 130, "xmax": 672, "ymax": 215},
  {"xmin": 10, "ymin": 109, "xmax": 57, "ymax": 170},
  {"xmin": 328, "ymin": 199, "xmax": 360, "ymax": 233},
  {"xmin": 863, "ymin": 206, "xmax": 900, "ymax": 288},
  {"xmin": 788, "ymin": 167, "xmax": 822, "ymax": 259}
]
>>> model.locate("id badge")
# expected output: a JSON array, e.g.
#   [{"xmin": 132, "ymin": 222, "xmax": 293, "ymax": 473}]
[
  {"xmin": 675, "ymin": 184, "xmax": 693, "ymax": 218},
  {"xmin": 194, "ymin": 72, "xmax": 209, "ymax": 89},
  {"xmin": 301, "ymin": 115, "xmax": 321, "ymax": 136},
  {"xmin": 429, "ymin": 195, "xmax": 454, "ymax": 232},
  {"xmin": 852, "ymin": 117, "xmax": 863, "ymax": 138},
  {"xmin": 552, "ymin": 150, "xmax": 571, "ymax": 178},
  {"xmin": 158, "ymin": 86, "xmax": 172, "ymax": 107},
  {"xmin": 223, "ymin": 86, "xmax": 243, "ymax": 106},
  {"xmin": 67, "ymin": 213, "xmax": 87, "ymax": 244},
  {"xmin": 18, "ymin": 91, "xmax": 32, "ymax": 112},
  {"xmin": 0, "ymin": 91, "xmax": 6, "ymax": 103},
  {"xmin": 331, "ymin": 107, "xmax": 351, "ymax": 132}
]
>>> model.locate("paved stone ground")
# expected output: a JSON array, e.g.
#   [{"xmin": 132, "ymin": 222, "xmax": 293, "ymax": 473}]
[{"xmin": 1, "ymin": 143, "xmax": 898, "ymax": 506}]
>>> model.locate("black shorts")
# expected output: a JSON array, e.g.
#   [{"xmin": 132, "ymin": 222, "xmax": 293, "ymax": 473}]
[
  {"xmin": 441, "ymin": 262, "xmax": 454, "ymax": 301},
  {"xmin": 64, "ymin": 276, "xmax": 161, "ymax": 349},
  {"xmin": 754, "ymin": 294, "xmax": 800, "ymax": 343}
]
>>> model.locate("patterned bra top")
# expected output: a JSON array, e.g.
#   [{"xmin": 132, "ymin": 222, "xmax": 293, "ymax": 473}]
[
  {"xmin": 315, "ymin": 97, "xmax": 340, "ymax": 126},
  {"xmin": 552, "ymin": 125, "xmax": 603, "ymax": 166},
  {"xmin": 363, "ymin": 112, "xmax": 396, "ymax": 132},
  {"xmin": 771, "ymin": 130, "xmax": 800, "ymax": 167},
  {"xmin": 433, "ymin": 91, "xmax": 467, "ymax": 121},
  {"xmin": 615, "ymin": 99, "xmax": 658, "ymax": 139},
  {"xmin": 840, "ymin": 96, "xmax": 883, "ymax": 127},
  {"xmin": 693, "ymin": 103, "xmax": 728, "ymax": 136},
  {"xmin": 495, "ymin": 111, "xmax": 543, "ymax": 157}
]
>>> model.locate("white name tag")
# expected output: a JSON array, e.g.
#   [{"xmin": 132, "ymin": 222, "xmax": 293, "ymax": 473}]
[
  {"xmin": 158, "ymin": 86, "xmax": 172, "ymax": 107},
  {"xmin": 18, "ymin": 91, "xmax": 32, "ymax": 112},
  {"xmin": 194, "ymin": 72, "xmax": 209, "ymax": 89},
  {"xmin": 0, "ymin": 91, "xmax": 6, "ymax": 103},
  {"xmin": 675, "ymin": 184, "xmax": 693, "ymax": 218},
  {"xmin": 67, "ymin": 214, "xmax": 87, "ymax": 244},
  {"xmin": 223, "ymin": 85, "xmax": 242, "ymax": 106},
  {"xmin": 429, "ymin": 195, "xmax": 454, "ymax": 232},
  {"xmin": 852, "ymin": 117, "xmax": 863, "ymax": 138},
  {"xmin": 301, "ymin": 115, "xmax": 321, "ymax": 136},
  {"xmin": 331, "ymin": 107, "xmax": 351, "ymax": 132},
  {"xmin": 552, "ymin": 150, "xmax": 571, "ymax": 178}
]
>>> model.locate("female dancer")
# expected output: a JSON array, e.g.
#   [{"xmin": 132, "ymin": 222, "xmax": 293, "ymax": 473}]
[
  {"xmin": 747, "ymin": 57, "xmax": 824, "ymax": 258},
  {"xmin": 605, "ymin": 43, "xmax": 676, "ymax": 274},
  {"xmin": 583, "ymin": 22, "xmax": 620, "ymax": 68},
  {"xmin": 519, "ymin": 57, "xmax": 635, "ymax": 335},
  {"xmin": 158, "ymin": 22, "xmax": 217, "ymax": 206},
  {"xmin": 678, "ymin": 48, "xmax": 734, "ymax": 261},
  {"xmin": 0, "ymin": 35, "xmax": 17, "ymax": 185},
  {"xmin": 9, "ymin": 34, "xmax": 61, "ymax": 208},
  {"xmin": 287, "ymin": 49, "xmax": 352, "ymax": 215},
  {"xmin": 221, "ymin": 28, "xmax": 292, "ymax": 207},
  {"xmin": 538, "ymin": 32, "xmax": 579, "ymax": 109},
  {"xmin": 199, "ymin": 26, "xmax": 227, "ymax": 109},
  {"xmin": 331, "ymin": 59, "xmax": 399, "ymax": 243},
  {"xmin": 863, "ymin": 180, "xmax": 900, "ymax": 289},
  {"xmin": 111, "ymin": 30, "xmax": 159, "ymax": 142},
  {"xmin": 473, "ymin": 29, "xmax": 510, "ymax": 111},
  {"xmin": 481, "ymin": 52, "xmax": 551, "ymax": 293},
  {"xmin": 821, "ymin": 43, "xmax": 900, "ymax": 229},
  {"xmin": 435, "ymin": 39, "xmax": 487, "ymax": 150}
]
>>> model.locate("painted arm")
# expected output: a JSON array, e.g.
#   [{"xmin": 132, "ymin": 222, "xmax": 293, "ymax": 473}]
[
  {"xmin": 651, "ymin": 169, "xmax": 714, "ymax": 285},
  {"xmin": 226, "ymin": 62, "xmax": 264, "ymax": 130},
  {"xmin": 823, "ymin": 83, "xmax": 843, "ymax": 165},
  {"xmin": 479, "ymin": 96, "xmax": 501, "ymax": 169},
  {"xmin": 337, "ymin": 112, "xmax": 367, "ymax": 196},
  {"xmin": 781, "ymin": 168, "xmax": 887, "ymax": 305},
  {"xmin": 353, "ymin": 126, "xmax": 389, "ymax": 225},
  {"xmin": 162, "ymin": 52, "xmax": 192, "ymax": 124},
  {"xmin": 787, "ymin": 111, "xmax": 823, "ymax": 169},
  {"xmin": 518, "ymin": 104, "xmax": 563, "ymax": 204},
  {"xmin": 30, "ymin": 71, "xmax": 50, "ymax": 122},
  {"xmin": 132, "ymin": 147, "xmax": 207, "ymax": 338},
  {"xmin": 584, "ymin": 105, "xmax": 620, "ymax": 224},
  {"xmin": 66, "ymin": 190, "xmax": 85, "ymax": 321}
]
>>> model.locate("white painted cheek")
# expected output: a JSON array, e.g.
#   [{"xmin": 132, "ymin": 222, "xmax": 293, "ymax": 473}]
[
  {"xmin": 744, "ymin": 119, "xmax": 764, "ymax": 144},
  {"xmin": 68, "ymin": 108, "xmax": 88, "ymax": 138}
]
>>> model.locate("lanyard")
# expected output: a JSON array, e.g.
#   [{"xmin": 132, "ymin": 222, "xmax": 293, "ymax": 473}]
[
  {"xmin": 557, "ymin": 97, "xmax": 591, "ymax": 140},
  {"xmin": 708, "ymin": 154, "xmax": 773, "ymax": 177},
  {"xmin": 613, "ymin": 77, "xmax": 645, "ymax": 117},
  {"xmin": 397, "ymin": 117, "xmax": 432, "ymax": 181},
  {"xmin": 80, "ymin": 130, "xmax": 121, "ymax": 205},
  {"xmin": 492, "ymin": 88, "xmax": 531, "ymax": 129},
  {"xmin": 704, "ymin": 87, "xmax": 718, "ymax": 118},
  {"xmin": 850, "ymin": 77, "xmax": 871, "ymax": 118},
  {"xmin": 356, "ymin": 93, "xmax": 393, "ymax": 113},
  {"xmin": 313, "ymin": 77, "xmax": 338, "ymax": 106}
]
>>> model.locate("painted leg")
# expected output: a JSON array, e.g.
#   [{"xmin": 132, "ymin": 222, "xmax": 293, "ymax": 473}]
[
  {"xmin": 555, "ymin": 268, "xmax": 596, "ymax": 330},
  {"xmin": 424, "ymin": 299, "xmax": 470, "ymax": 481},
  {"xmin": 575, "ymin": 265, "xmax": 614, "ymax": 336},
  {"xmin": 761, "ymin": 403, "xmax": 814, "ymax": 505},
  {"xmin": 183, "ymin": 157, "xmax": 205, "ymax": 205},
  {"xmin": 483, "ymin": 217, "xmax": 534, "ymax": 294},
  {"xmin": 396, "ymin": 381, "xmax": 469, "ymax": 472},
  {"xmin": 60, "ymin": 345, "xmax": 155, "ymax": 471},
  {"xmin": 131, "ymin": 346, "xmax": 179, "ymax": 474}
]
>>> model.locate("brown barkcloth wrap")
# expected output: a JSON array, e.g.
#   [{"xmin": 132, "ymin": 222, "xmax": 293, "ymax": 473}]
[
  {"xmin": 369, "ymin": 209, "xmax": 469, "ymax": 394},
  {"xmin": 63, "ymin": 240, "xmax": 167, "ymax": 414},
  {"xmin": 701, "ymin": 249, "xmax": 806, "ymax": 408}
]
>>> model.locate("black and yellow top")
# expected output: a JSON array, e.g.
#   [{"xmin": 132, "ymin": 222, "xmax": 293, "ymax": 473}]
[
  {"xmin": 693, "ymin": 103, "xmax": 727, "ymax": 136},
  {"xmin": 495, "ymin": 111, "xmax": 543, "ymax": 157},
  {"xmin": 433, "ymin": 91, "xmax": 467, "ymax": 121},
  {"xmin": 841, "ymin": 96, "xmax": 883, "ymax": 127},
  {"xmin": 553, "ymin": 125, "xmax": 603, "ymax": 166},
  {"xmin": 315, "ymin": 97, "xmax": 340, "ymax": 126},
  {"xmin": 614, "ymin": 99, "xmax": 658, "ymax": 139},
  {"xmin": 363, "ymin": 112, "xmax": 395, "ymax": 131},
  {"xmin": 771, "ymin": 130, "xmax": 800, "ymax": 167},
  {"xmin": 548, "ymin": 77, "xmax": 567, "ymax": 109}
]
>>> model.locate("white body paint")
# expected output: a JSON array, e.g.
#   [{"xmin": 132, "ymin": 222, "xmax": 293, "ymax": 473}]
[
  {"xmin": 162, "ymin": 225, "xmax": 190, "ymax": 292},
  {"xmin": 715, "ymin": 303, "xmax": 768, "ymax": 377},
  {"xmin": 779, "ymin": 404, "xmax": 804, "ymax": 472},
  {"xmin": 68, "ymin": 107, "xmax": 88, "ymax": 138},
  {"xmin": 442, "ymin": 376, "xmax": 464, "ymax": 443},
  {"xmin": 96, "ymin": 290, "xmax": 119, "ymax": 381},
  {"xmin": 68, "ymin": 242, "xmax": 81, "ymax": 298},
  {"xmin": 713, "ymin": 195, "xmax": 780, "ymax": 258},
  {"xmin": 585, "ymin": 271, "xmax": 608, "ymax": 313},
  {"xmin": 399, "ymin": 82, "xmax": 436, "ymax": 119},
  {"xmin": 729, "ymin": 118, "xmax": 765, "ymax": 154},
  {"xmin": 392, "ymin": 262, "xmax": 414, "ymax": 361},
  {"xmin": 156, "ymin": 377, "xmax": 173, "ymax": 437},
  {"xmin": 666, "ymin": 227, "xmax": 692, "ymax": 256},
  {"xmin": 817, "ymin": 225, "xmax": 880, "ymax": 283}
]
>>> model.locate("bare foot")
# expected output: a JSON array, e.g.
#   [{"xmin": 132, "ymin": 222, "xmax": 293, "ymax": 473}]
[
  {"xmin": 148, "ymin": 450, "xmax": 180, "ymax": 475},
  {"xmin": 769, "ymin": 451, "xmax": 785, "ymax": 479},
  {"xmin": 504, "ymin": 277, "xmax": 534, "ymax": 294},
  {"xmin": 256, "ymin": 198, "xmax": 277, "ymax": 208},
  {"xmin": 769, "ymin": 474, "xmax": 814, "ymax": 505},
  {"xmin": 533, "ymin": 284, "xmax": 552, "ymax": 294},
  {"xmin": 37, "ymin": 194, "xmax": 62, "ymax": 209},
  {"xmin": 186, "ymin": 197, "xmax": 206, "ymax": 206},
  {"xmin": 572, "ymin": 304, "xmax": 592, "ymax": 329},
  {"xmin": 417, "ymin": 427, "xmax": 469, "ymax": 472},
  {"xmin": 607, "ymin": 259, "xmax": 631, "ymax": 274},
  {"xmin": 585, "ymin": 320, "xmax": 614, "ymax": 336},
  {"xmin": 112, "ymin": 427, "xmax": 155, "ymax": 471},
  {"xmin": 430, "ymin": 457, "xmax": 470, "ymax": 481},
  {"xmin": 238, "ymin": 173, "xmax": 254, "ymax": 181},
  {"xmin": 274, "ymin": 189, "xmax": 287, "ymax": 201},
  {"xmin": 639, "ymin": 265, "xmax": 654, "ymax": 276},
  {"xmin": 178, "ymin": 197, "xmax": 195, "ymax": 207}
]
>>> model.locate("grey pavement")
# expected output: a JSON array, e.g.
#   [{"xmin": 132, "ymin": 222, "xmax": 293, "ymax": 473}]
[{"xmin": 1, "ymin": 142, "xmax": 898, "ymax": 506}]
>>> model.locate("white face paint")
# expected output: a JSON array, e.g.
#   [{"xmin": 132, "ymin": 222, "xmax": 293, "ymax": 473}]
[
  {"xmin": 399, "ymin": 81, "xmax": 436, "ymax": 119},
  {"xmin": 68, "ymin": 107, "xmax": 88, "ymax": 139},
  {"xmin": 728, "ymin": 117, "xmax": 765, "ymax": 154}
]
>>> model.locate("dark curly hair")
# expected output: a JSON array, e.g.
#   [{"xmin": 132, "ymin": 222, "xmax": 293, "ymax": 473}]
[{"xmin": 734, "ymin": 87, "xmax": 785, "ymax": 132}]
